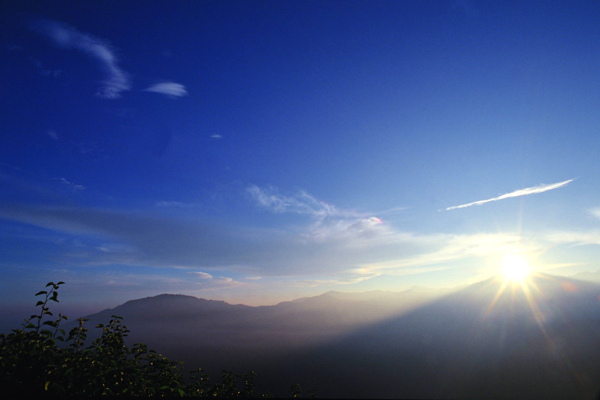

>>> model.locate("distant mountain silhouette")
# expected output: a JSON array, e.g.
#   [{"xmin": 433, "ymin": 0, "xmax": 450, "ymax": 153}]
[
  {"xmin": 572, "ymin": 269, "xmax": 600, "ymax": 283},
  {"xmin": 264, "ymin": 274, "xmax": 600, "ymax": 398},
  {"xmin": 77, "ymin": 274, "xmax": 600, "ymax": 398}
]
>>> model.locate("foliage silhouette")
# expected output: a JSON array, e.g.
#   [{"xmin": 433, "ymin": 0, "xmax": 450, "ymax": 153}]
[{"xmin": 0, "ymin": 282, "xmax": 313, "ymax": 397}]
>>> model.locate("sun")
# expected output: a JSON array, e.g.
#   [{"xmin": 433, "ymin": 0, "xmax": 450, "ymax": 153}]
[{"xmin": 501, "ymin": 253, "xmax": 530, "ymax": 281}]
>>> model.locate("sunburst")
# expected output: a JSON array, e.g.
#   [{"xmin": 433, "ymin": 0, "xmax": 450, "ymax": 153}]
[{"xmin": 501, "ymin": 253, "xmax": 530, "ymax": 282}]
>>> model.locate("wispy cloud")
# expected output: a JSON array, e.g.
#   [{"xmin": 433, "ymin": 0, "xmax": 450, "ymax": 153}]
[
  {"xmin": 589, "ymin": 208, "xmax": 600, "ymax": 219},
  {"xmin": 33, "ymin": 20, "xmax": 131, "ymax": 99},
  {"xmin": 0, "ymin": 184, "xmax": 578, "ymax": 298},
  {"xmin": 0, "ymin": 199, "xmax": 573, "ymax": 303},
  {"xmin": 446, "ymin": 179, "xmax": 574, "ymax": 211},
  {"xmin": 248, "ymin": 185, "xmax": 406, "ymax": 250},
  {"xmin": 247, "ymin": 185, "xmax": 353, "ymax": 219},
  {"xmin": 544, "ymin": 230, "xmax": 600, "ymax": 246},
  {"xmin": 143, "ymin": 82, "xmax": 188, "ymax": 97},
  {"xmin": 54, "ymin": 177, "xmax": 86, "ymax": 191},
  {"xmin": 193, "ymin": 271, "xmax": 213, "ymax": 280},
  {"xmin": 30, "ymin": 57, "xmax": 64, "ymax": 78}
]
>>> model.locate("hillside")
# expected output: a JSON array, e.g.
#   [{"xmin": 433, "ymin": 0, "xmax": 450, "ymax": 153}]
[{"xmin": 77, "ymin": 275, "xmax": 600, "ymax": 398}]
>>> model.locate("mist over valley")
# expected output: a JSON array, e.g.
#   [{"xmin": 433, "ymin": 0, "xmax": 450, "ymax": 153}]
[{"xmin": 74, "ymin": 274, "xmax": 600, "ymax": 398}]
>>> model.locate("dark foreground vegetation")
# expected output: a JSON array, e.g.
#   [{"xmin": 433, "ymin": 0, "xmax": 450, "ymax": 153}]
[{"xmin": 0, "ymin": 282, "xmax": 309, "ymax": 397}]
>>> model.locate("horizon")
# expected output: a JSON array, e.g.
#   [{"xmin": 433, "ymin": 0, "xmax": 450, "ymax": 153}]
[
  {"xmin": 3, "ymin": 1, "xmax": 600, "ymax": 324},
  {"xmin": 73, "ymin": 270, "xmax": 600, "ymax": 312},
  {"xmin": 5, "ymin": 261, "xmax": 600, "ymax": 398},
  {"xmin": 2, "ymin": 268, "xmax": 600, "ymax": 338},
  {"xmin": 5, "ymin": 269, "xmax": 599, "ymax": 319}
]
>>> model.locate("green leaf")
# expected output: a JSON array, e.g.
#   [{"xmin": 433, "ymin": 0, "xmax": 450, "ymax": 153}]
[{"xmin": 35, "ymin": 291, "xmax": 47, "ymax": 296}]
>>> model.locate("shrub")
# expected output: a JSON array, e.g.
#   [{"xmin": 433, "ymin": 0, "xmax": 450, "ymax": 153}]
[{"xmin": 0, "ymin": 281, "xmax": 287, "ymax": 397}]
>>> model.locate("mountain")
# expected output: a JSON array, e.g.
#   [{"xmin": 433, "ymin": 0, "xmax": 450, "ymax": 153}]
[
  {"xmin": 263, "ymin": 274, "xmax": 600, "ymax": 398},
  {"xmin": 572, "ymin": 269, "xmax": 600, "ymax": 283},
  {"xmin": 76, "ymin": 287, "xmax": 447, "ymax": 384},
  {"xmin": 76, "ymin": 275, "xmax": 600, "ymax": 398}
]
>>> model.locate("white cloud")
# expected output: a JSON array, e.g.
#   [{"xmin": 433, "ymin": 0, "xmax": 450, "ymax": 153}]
[
  {"xmin": 446, "ymin": 179, "xmax": 574, "ymax": 211},
  {"xmin": 247, "ymin": 185, "xmax": 356, "ymax": 219},
  {"xmin": 143, "ymin": 82, "xmax": 188, "ymax": 97},
  {"xmin": 544, "ymin": 230, "xmax": 600, "ymax": 246},
  {"xmin": 302, "ymin": 217, "xmax": 387, "ymax": 245},
  {"xmin": 33, "ymin": 20, "xmax": 131, "ymax": 99},
  {"xmin": 193, "ymin": 271, "xmax": 213, "ymax": 280},
  {"xmin": 354, "ymin": 232, "xmax": 540, "ymax": 280},
  {"xmin": 589, "ymin": 208, "xmax": 600, "ymax": 219}
]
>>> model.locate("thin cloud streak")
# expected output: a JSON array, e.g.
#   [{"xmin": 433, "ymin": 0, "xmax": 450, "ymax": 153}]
[
  {"xmin": 55, "ymin": 177, "xmax": 86, "ymax": 192},
  {"xmin": 143, "ymin": 82, "xmax": 188, "ymax": 97},
  {"xmin": 446, "ymin": 179, "xmax": 574, "ymax": 211},
  {"xmin": 33, "ymin": 20, "xmax": 131, "ymax": 99}
]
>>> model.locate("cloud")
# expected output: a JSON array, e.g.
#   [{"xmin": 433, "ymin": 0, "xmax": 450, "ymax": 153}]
[
  {"xmin": 302, "ymin": 217, "xmax": 387, "ymax": 245},
  {"xmin": 143, "ymin": 82, "xmax": 188, "ymax": 97},
  {"xmin": 247, "ymin": 185, "xmax": 356, "ymax": 219},
  {"xmin": 589, "ymin": 208, "xmax": 600, "ymax": 219},
  {"xmin": 544, "ymin": 230, "xmax": 600, "ymax": 246},
  {"xmin": 55, "ymin": 177, "xmax": 85, "ymax": 191},
  {"xmin": 355, "ymin": 232, "xmax": 540, "ymax": 280},
  {"xmin": 446, "ymin": 179, "xmax": 574, "ymax": 211},
  {"xmin": 0, "ymin": 202, "xmax": 423, "ymax": 278},
  {"xmin": 193, "ymin": 271, "xmax": 213, "ymax": 280},
  {"xmin": 211, "ymin": 134, "xmax": 223, "ymax": 139},
  {"xmin": 30, "ymin": 57, "xmax": 64, "ymax": 78},
  {"xmin": 0, "ymin": 192, "xmax": 555, "ymax": 295},
  {"xmin": 33, "ymin": 20, "xmax": 131, "ymax": 99}
]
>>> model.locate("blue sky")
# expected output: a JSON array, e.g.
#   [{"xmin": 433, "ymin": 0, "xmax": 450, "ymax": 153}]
[{"xmin": 2, "ymin": 0, "xmax": 600, "ymax": 319}]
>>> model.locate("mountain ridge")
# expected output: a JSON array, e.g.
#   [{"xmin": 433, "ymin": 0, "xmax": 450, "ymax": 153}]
[{"xmin": 70, "ymin": 273, "xmax": 600, "ymax": 398}]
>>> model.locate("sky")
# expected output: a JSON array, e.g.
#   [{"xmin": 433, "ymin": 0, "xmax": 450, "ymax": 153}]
[{"xmin": 2, "ymin": 0, "xmax": 600, "ymax": 322}]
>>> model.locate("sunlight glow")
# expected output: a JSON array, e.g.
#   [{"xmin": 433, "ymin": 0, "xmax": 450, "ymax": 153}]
[
  {"xmin": 501, "ymin": 253, "xmax": 530, "ymax": 281},
  {"xmin": 485, "ymin": 252, "xmax": 551, "ymax": 342}
]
